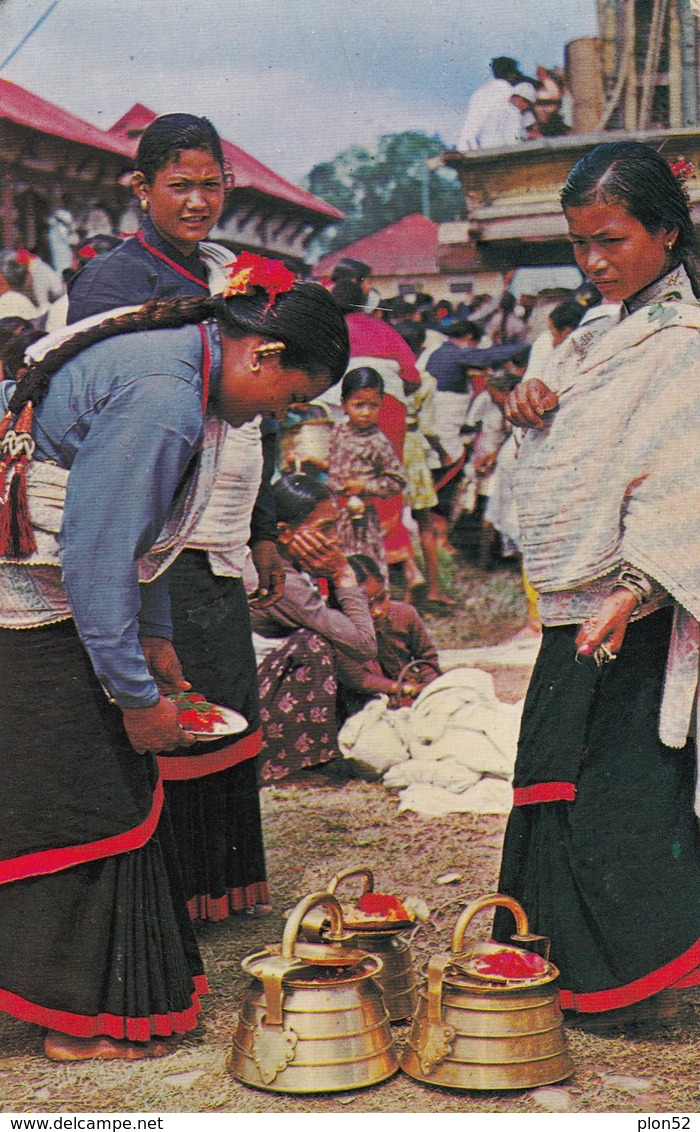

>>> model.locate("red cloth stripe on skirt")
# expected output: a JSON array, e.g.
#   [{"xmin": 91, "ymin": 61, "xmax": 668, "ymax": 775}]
[
  {"xmin": 512, "ymin": 781, "xmax": 577, "ymax": 805},
  {"xmin": 157, "ymin": 728, "xmax": 262, "ymax": 781},
  {"xmin": 558, "ymin": 937, "xmax": 700, "ymax": 1013},
  {"xmin": 0, "ymin": 778, "xmax": 164, "ymax": 885},
  {"xmin": 0, "ymin": 974, "xmax": 209, "ymax": 1040}
]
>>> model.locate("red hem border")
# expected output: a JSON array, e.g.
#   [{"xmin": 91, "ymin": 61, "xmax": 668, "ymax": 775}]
[
  {"xmin": 0, "ymin": 778, "xmax": 164, "ymax": 886},
  {"xmin": 558, "ymin": 937, "xmax": 700, "ymax": 1013},
  {"xmin": 0, "ymin": 973, "xmax": 208, "ymax": 1040},
  {"xmin": 513, "ymin": 781, "xmax": 577, "ymax": 806},
  {"xmin": 187, "ymin": 881, "xmax": 271, "ymax": 922},
  {"xmin": 157, "ymin": 728, "xmax": 262, "ymax": 781}
]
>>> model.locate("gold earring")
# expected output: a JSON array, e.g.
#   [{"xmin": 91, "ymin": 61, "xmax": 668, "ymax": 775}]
[
  {"xmin": 140, "ymin": 198, "xmax": 148, "ymax": 212},
  {"xmin": 250, "ymin": 341, "xmax": 286, "ymax": 372}
]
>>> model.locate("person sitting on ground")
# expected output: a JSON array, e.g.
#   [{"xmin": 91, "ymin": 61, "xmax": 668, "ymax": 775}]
[
  {"xmin": 249, "ymin": 473, "xmax": 376, "ymax": 783},
  {"xmin": 336, "ymin": 553, "xmax": 441, "ymax": 721}
]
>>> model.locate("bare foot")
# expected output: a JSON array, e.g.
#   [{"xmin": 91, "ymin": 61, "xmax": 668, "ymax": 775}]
[
  {"xmin": 44, "ymin": 1031, "xmax": 180, "ymax": 1062},
  {"xmin": 425, "ymin": 592, "xmax": 457, "ymax": 607}
]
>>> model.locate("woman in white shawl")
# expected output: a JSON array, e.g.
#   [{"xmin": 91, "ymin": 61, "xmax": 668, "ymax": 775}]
[{"xmin": 493, "ymin": 141, "xmax": 700, "ymax": 1028}]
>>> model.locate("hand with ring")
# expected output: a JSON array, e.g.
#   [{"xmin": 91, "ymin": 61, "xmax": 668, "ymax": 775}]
[{"xmin": 575, "ymin": 590, "xmax": 638, "ymax": 662}]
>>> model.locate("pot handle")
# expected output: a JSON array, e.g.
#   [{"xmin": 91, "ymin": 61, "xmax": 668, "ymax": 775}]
[
  {"xmin": 452, "ymin": 893, "xmax": 530, "ymax": 954},
  {"xmin": 417, "ymin": 952, "xmax": 456, "ymax": 1074},
  {"xmin": 282, "ymin": 891, "xmax": 346, "ymax": 958},
  {"xmin": 327, "ymin": 865, "xmax": 375, "ymax": 897}
]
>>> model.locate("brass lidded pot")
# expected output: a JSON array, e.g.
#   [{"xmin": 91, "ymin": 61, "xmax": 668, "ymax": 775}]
[
  {"xmin": 301, "ymin": 866, "xmax": 419, "ymax": 1023},
  {"xmin": 401, "ymin": 893, "xmax": 574, "ymax": 1091},
  {"xmin": 229, "ymin": 892, "xmax": 399, "ymax": 1093},
  {"xmin": 278, "ymin": 416, "xmax": 333, "ymax": 475}
]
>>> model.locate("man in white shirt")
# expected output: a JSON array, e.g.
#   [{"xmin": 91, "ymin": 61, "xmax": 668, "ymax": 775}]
[{"xmin": 458, "ymin": 56, "xmax": 521, "ymax": 150}]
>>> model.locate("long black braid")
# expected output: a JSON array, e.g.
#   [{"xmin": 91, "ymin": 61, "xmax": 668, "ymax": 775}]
[
  {"xmin": 8, "ymin": 297, "xmax": 217, "ymax": 414},
  {"xmin": 6, "ymin": 279, "xmax": 350, "ymax": 415}
]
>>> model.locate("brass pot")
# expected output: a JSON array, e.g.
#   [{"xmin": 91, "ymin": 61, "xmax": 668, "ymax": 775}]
[
  {"xmin": 300, "ymin": 866, "xmax": 420, "ymax": 1023},
  {"xmin": 401, "ymin": 893, "xmax": 574, "ymax": 1091},
  {"xmin": 278, "ymin": 417, "xmax": 333, "ymax": 474},
  {"xmin": 229, "ymin": 892, "xmax": 399, "ymax": 1093}
]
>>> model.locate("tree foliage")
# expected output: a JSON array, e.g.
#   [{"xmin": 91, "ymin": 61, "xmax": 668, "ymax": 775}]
[{"xmin": 303, "ymin": 131, "xmax": 464, "ymax": 257}]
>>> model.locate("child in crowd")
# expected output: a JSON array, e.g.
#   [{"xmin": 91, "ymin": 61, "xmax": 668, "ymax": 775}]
[
  {"xmin": 394, "ymin": 319, "xmax": 455, "ymax": 606},
  {"xmin": 336, "ymin": 553, "xmax": 441, "ymax": 721},
  {"xmin": 327, "ymin": 367, "xmax": 407, "ymax": 584},
  {"xmin": 463, "ymin": 363, "xmax": 524, "ymax": 569}
]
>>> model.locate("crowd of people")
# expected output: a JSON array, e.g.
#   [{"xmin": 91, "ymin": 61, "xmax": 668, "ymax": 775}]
[{"xmin": 0, "ymin": 111, "xmax": 699, "ymax": 1063}]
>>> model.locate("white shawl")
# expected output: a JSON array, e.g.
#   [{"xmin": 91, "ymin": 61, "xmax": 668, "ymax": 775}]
[{"xmin": 514, "ymin": 269, "xmax": 700, "ymax": 751}]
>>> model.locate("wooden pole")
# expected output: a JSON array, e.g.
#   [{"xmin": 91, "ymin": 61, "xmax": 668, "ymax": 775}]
[{"xmin": 668, "ymin": 0, "xmax": 683, "ymax": 128}]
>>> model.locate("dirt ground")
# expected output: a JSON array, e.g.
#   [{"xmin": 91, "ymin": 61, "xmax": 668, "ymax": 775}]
[
  {"xmin": 2, "ymin": 779, "xmax": 700, "ymax": 1115},
  {"xmin": 2, "ymin": 561, "xmax": 699, "ymax": 1115}
]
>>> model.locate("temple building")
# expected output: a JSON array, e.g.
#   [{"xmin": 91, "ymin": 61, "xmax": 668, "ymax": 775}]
[
  {"xmin": 0, "ymin": 81, "xmax": 342, "ymax": 272},
  {"xmin": 312, "ymin": 213, "xmax": 492, "ymax": 304}
]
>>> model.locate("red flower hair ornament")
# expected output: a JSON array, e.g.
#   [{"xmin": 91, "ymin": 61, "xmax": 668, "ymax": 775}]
[
  {"xmin": 223, "ymin": 251, "xmax": 296, "ymax": 311},
  {"xmin": 669, "ymin": 156, "xmax": 696, "ymax": 183}
]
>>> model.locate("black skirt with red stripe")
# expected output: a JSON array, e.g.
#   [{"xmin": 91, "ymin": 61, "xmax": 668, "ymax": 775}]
[
  {"xmin": 157, "ymin": 550, "xmax": 269, "ymax": 920},
  {"xmin": 0, "ymin": 620, "xmax": 206, "ymax": 1039},
  {"xmin": 495, "ymin": 607, "xmax": 700, "ymax": 1012}
]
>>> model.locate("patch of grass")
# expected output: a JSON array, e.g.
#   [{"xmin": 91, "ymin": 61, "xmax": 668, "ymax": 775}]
[{"xmin": 395, "ymin": 544, "xmax": 528, "ymax": 649}]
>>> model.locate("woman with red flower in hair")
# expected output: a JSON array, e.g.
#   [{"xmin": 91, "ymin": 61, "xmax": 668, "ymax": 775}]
[{"xmin": 0, "ymin": 268, "xmax": 348, "ymax": 1060}]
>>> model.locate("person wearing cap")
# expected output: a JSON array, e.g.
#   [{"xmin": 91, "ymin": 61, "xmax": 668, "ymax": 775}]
[{"xmin": 507, "ymin": 82, "xmax": 540, "ymax": 142}]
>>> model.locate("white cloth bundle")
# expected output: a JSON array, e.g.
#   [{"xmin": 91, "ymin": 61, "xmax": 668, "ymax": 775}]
[{"xmin": 338, "ymin": 666, "xmax": 523, "ymax": 815}]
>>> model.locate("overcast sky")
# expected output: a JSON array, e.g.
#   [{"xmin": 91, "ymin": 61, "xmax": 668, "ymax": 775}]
[{"xmin": 0, "ymin": 0, "xmax": 598, "ymax": 183}]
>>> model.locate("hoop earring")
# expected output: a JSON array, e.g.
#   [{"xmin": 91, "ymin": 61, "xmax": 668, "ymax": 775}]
[{"xmin": 250, "ymin": 341, "xmax": 286, "ymax": 372}]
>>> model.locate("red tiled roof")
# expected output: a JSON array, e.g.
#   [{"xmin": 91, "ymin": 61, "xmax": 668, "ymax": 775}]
[
  {"xmin": 0, "ymin": 78, "xmax": 134, "ymax": 157},
  {"xmin": 313, "ymin": 213, "xmax": 439, "ymax": 277},
  {"xmin": 109, "ymin": 105, "xmax": 343, "ymax": 220}
]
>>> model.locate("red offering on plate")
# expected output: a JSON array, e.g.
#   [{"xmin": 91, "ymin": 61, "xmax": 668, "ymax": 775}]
[
  {"xmin": 171, "ymin": 692, "xmax": 227, "ymax": 733},
  {"xmin": 472, "ymin": 948, "xmax": 547, "ymax": 979},
  {"xmin": 357, "ymin": 892, "xmax": 410, "ymax": 921}
]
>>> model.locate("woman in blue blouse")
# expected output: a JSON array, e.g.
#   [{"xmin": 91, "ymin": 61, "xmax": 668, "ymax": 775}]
[
  {"xmin": 67, "ymin": 114, "xmax": 281, "ymax": 921},
  {"xmin": 0, "ymin": 276, "xmax": 348, "ymax": 1061}
]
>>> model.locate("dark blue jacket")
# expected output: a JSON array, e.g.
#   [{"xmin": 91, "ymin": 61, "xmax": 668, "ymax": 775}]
[{"xmin": 67, "ymin": 216, "xmax": 278, "ymax": 542}]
